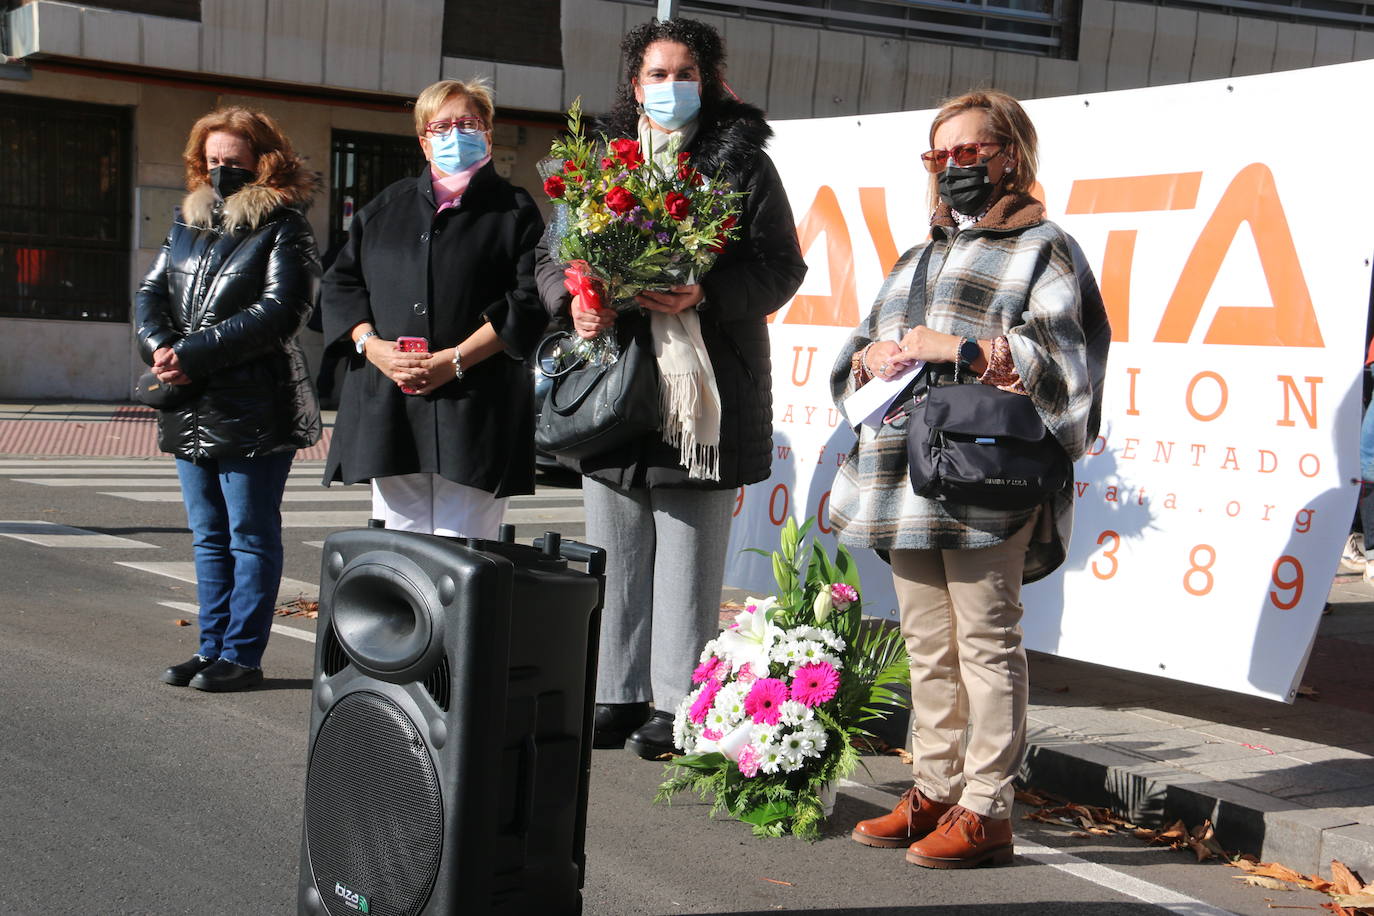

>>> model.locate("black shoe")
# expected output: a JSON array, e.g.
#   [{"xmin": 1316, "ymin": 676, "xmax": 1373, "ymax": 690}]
[
  {"xmin": 626, "ymin": 710, "xmax": 679, "ymax": 760},
  {"xmin": 593, "ymin": 702, "xmax": 651, "ymax": 749},
  {"xmin": 188, "ymin": 659, "xmax": 263, "ymax": 692},
  {"xmin": 162, "ymin": 655, "xmax": 215, "ymax": 687}
]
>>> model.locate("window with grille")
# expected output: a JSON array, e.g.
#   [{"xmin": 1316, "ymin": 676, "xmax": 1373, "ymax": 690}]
[
  {"xmin": 0, "ymin": 94, "xmax": 132, "ymax": 322},
  {"xmin": 328, "ymin": 129, "xmax": 427, "ymax": 254},
  {"xmin": 659, "ymin": 0, "xmax": 1078, "ymax": 58}
]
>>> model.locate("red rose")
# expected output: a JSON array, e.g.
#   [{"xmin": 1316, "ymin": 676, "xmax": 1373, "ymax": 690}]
[
  {"xmin": 710, "ymin": 214, "xmax": 738, "ymax": 253},
  {"xmin": 543, "ymin": 174, "xmax": 566, "ymax": 199},
  {"xmin": 677, "ymin": 151, "xmax": 691, "ymax": 163},
  {"xmin": 605, "ymin": 185, "xmax": 637, "ymax": 214},
  {"xmin": 600, "ymin": 156, "xmax": 615, "ymax": 169},
  {"xmin": 563, "ymin": 159, "xmax": 579, "ymax": 174},
  {"xmin": 664, "ymin": 191, "xmax": 689, "ymax": 220},
  {"xmin": 690, "ymin": 171, "xmax": 704, "ymax": 187},
  {"xmin": 609, "ymin": 138, "xmax": 644, "ymax": 170}
]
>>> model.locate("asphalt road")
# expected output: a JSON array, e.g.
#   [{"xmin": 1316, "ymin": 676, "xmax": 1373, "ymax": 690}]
[{"xmin": 0, "ymin": 457, "xmax": 1335, "ymax": 916}]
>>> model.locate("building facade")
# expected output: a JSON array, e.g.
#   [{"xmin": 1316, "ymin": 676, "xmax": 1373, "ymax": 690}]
[{"xmin": 1, "ymin": 0, "xmax": 1370, "ymax": 399}]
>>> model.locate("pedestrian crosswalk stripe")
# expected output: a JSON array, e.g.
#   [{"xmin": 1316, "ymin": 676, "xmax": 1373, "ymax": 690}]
[
  {"xmin": 0, "ymin": 520, "xmax": 158, "ymax": 549},
  {"xmin": 157, "ymin": 600, "xmax": 317, "ymax": 644},
  {"xmin": 119, "ymin": 561, "xmax": 318, "ymax": 599},
  {"xmin": 110, "ymin": 489, "xmax": 373, "ymax": 503}
]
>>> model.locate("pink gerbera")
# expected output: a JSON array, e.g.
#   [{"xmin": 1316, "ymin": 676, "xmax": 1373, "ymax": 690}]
[
  {"xmin": 689, "ymin": 679, "xmax": 721, "ymax": 723},
  {"xmin": 744, "ymin": 678, "xmax": 789, "ymax": 725},
  {"xmin": 692, "ymin": 656, "xmax": 722, "ymax": 684},
  {"xmin": 737, "ymin": 744, "xmax": 761, "ymax": 778},
  {"xmin": 791, "ymin": 661, "xmax": 840, "ymax": 707}
]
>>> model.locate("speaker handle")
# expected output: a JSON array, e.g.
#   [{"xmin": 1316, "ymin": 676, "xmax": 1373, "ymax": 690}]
[
  {"xmin": 513, "ymin": 733, "xmax": 538, "ymax": 835},
  {"xmin": 534, "ymin": 534, "xmax": 607, "ymax": 577}
]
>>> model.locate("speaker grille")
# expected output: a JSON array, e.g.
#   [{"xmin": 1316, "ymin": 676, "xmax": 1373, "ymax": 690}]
[
  {"xmin": 305, "ymin": 691, "xmax": 444, "ymax": 916},
  {"xmin": 422, "ymin": 653, "xmax": 451, "ymax": 711},
  {"xmin": 321, "ymin": 623, "xmax": 349, "ymax": 678}
]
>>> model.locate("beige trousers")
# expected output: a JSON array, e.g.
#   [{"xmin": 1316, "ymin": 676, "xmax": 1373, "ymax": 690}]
[{"xmin": 889, "ymin": 517, "xmax": 1036, "ymax": 820}]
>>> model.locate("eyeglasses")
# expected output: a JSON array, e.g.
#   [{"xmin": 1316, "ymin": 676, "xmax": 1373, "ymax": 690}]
[
  {"xmin": 535, "ymin": 332, "xmax": 587, "ymax": 378},
  {"xmin": 424, "ymin": 118, "xmax": 487, "ymax": 137},
  {"xmin": 920, "ymin": 142, "xmax": 1003, "ymax": 173}
]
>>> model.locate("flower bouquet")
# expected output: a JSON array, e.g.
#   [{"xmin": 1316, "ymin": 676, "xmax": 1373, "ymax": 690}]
[
  {"xmin": 539, "ymin": 98, "xmax": 743, "ymax": 365},
  {"xmin": 654, "ymin": 518, "xmax": 911, "ymax": 840}
]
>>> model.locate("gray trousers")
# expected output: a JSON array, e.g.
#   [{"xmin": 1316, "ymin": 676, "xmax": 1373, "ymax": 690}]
[{"xmin": 582, "ymin": 477, "xmax": 735, "ymax": 713}]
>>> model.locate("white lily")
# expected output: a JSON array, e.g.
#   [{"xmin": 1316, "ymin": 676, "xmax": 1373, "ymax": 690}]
[{"xmin": 717, "ymin": 596, "xmax": 779, "ymax": 675}]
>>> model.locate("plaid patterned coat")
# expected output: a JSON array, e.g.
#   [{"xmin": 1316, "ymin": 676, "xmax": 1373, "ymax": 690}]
[{"xmin": 828, "ymin": 193, "xmax": 1110, "ymax": 582}]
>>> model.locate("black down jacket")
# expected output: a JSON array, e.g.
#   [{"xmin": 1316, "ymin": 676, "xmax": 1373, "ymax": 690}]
[
  {"xmin": 135, "ymin": 182, "xmax": 322, "ymax": 460},
  {"xmin": 536, "ymin": 98, "xmax": 808, "ymax": 490}
]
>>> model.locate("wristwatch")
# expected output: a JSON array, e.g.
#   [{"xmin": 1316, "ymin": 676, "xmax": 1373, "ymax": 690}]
[
  {"xmin": 354, "ymin": 330, "xmax": 377, "ymax": 354},
  {"xmin": 956, "ymin": 337, "xmax": 980, "ymax": 375}
]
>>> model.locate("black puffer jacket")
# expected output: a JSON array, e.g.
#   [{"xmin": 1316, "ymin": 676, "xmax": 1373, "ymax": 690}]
[
  {"xmin": 536, "ymin": 98, "xmax": 807, "ymax": 490},
  {"xmin": 135, "ymin": 182, "xmax": 322, "ymax": 460}
]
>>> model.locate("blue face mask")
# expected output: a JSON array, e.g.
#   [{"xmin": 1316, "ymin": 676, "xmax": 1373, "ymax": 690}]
[
  {"xmin": 641, "ymin": 80, "xmax": 702, "ymax": 131},
  {"xmin": 428, "ymin": 129, "xmax": 487, "ymax": 174}
]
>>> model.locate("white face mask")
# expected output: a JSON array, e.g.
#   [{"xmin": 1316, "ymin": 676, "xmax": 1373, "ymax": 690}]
[{"xmin": 641, "ymin": 80, "xmax": 701, "ymax": 131}]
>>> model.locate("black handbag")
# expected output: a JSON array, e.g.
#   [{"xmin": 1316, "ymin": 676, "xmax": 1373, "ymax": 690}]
[
  {"xmin": 134, "ymin": 370, "xmax": 203, "ymax": 410},
  {"xmin": 534, "ymin": 320, "xmax": 661, "ymax": 461},
  {"xmin": 901, "ymin": 245, "xmax": 1070, "ymax": 509}
]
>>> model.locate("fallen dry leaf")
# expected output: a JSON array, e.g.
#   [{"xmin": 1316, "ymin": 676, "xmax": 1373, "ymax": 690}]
[
  {"xmin": 1015, "ymin": 788, "xmax": 1050, "ymax": 806},
  {"xmin": 1319, "ymin": 903, "xmax": 1356, "ymax": 916},
  {"xmin": 1238, "ymin": 875, "xmax": 1294, "ymax": 891},
  {"xmin": 1330, "ymin": 862, "xmax": 1364, "ymax": 897},
  {"xmin": 896, "ymin": 747, "xmax": 913, "ymax": 765},
  {"xmin": 1297, "ymin": 684, "xmax": 1321, "ymax": 699},
  {"xmin": 1330, "ymin": 892, "xmax": 1374, "ymax": 909},
  {"xmin": 173, "ymin": 618, "xmax": 190, "ymax": 627}
]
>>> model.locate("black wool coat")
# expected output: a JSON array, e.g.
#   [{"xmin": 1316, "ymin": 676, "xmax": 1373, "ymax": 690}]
[
  {"xmin": 322, "ymin": 163, "xmax": 548, "ymax": 497},
  {"xmin": 535, "ymin": 98, "xmax": 808, "ymax": 491},
  {"xmin": 135, "ymin": 183, "xmax": 322, "ymax": 461}
]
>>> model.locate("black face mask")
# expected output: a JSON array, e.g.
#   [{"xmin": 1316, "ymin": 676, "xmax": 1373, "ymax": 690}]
[
  {"xmin": 210, "ymin": 165, "xmax": 255, "ymax": 200},
  {"xmin": 937, "ymin": 164, "xmax": 996, "ymax": 215}
]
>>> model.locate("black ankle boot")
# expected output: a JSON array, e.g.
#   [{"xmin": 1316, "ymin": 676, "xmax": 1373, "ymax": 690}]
[
  {"xmin": 593, "ymin": 702, "xmax": 651, "ymax": 749},
  {"xmin": 162, "ymin": 655, "xmax": 215, "ymax": 687},
  {"xmin": 626, "ymin": 710, "xmax": 678, "ymax": 760},
  {"xmin": 188, "ymin": 659, "xmax": 263, "ymax": 692}
]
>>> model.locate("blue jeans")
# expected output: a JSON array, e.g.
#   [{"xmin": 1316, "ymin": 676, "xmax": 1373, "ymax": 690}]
[{"xmin": 176, "ymin": 452, "xmax": 294, "ymax": 668}]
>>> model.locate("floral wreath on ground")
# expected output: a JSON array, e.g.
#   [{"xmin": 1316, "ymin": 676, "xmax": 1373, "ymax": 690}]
[{"xmin": 654, "ymin": 518, "xmax": 911, "ymax": 839}]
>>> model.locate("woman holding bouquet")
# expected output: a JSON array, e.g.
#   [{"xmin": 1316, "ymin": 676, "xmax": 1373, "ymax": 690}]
[
  {"xmin": 323, "ymin": 79, "xmax": 547, "ymax": 534},
  {"xmin": 536, "ymin": 18, "xmax": 807, "ymax": 760},
  {"xmin": 830, "ymin": 90, "xmax": 1109, "ymax": 867}
]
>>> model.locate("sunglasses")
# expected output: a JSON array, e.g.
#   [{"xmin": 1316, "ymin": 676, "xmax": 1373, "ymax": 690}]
[
  {"xmin": 920, "ymin": 142, "xmax": 1003, "ymax": 173},
  {"xmin": 535, "ymin": 332, "xmax": 587, "ymax": 378},
  {"xmin": 423, "ymin": 117, "xmax": 487, "ymax": 137}
]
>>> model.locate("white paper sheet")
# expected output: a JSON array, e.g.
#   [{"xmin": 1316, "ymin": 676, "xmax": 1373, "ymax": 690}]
[{"xmin": 842, "ymin": 361, "xmax": 925, "ymax": 430}]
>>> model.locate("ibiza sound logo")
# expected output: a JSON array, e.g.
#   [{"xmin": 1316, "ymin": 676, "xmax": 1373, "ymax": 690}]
[{"xmin": 333, "ymin": 880, "xmax": 369, "ymax": 913}]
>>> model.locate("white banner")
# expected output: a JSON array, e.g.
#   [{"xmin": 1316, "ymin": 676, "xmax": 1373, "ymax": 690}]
[{"xmin": 725, "ymin": 60, "xmax": 1374, "ymax": 702}]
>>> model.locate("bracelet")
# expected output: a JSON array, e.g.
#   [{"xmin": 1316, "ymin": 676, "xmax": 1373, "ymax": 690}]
[
  {"xmin": 452, "ymin": 348, "xmax": 464, "ymax": 381},
  {"xmin": 852, "ymin": 343, "xmax": 875, "ymax": 384}
]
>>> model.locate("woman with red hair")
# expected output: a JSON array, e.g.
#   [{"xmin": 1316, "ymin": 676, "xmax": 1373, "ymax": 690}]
[{"xmin": 136, "ymin": 106, "xmax": 321, "ymax": 692}]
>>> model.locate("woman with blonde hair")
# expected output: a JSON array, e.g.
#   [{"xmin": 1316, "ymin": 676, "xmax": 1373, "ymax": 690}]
[
  {"xmin": 323, "ymin": 78, "xmax": 547, "ymax": 535},
  {"xmin": 831, "ymin": 90, "xmax": 1109, "ymax": 866},
  {"xmin": 137, "ymin": 106, "xmax": 321, "ymax": 692}
]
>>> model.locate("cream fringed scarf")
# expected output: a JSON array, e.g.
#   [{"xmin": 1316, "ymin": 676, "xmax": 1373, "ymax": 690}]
[{"xmin": 637, "ymin": 116, "xmax": 721, "ymax": 480}]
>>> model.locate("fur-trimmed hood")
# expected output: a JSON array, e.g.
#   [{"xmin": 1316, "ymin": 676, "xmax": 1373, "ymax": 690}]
[
  {"xmin": 180, "ymin": 174, "xmax": 317, "ymax": 231},
  {"xmin": 597, "ymin": 97, "xmax": 774, "ymax": 183}
]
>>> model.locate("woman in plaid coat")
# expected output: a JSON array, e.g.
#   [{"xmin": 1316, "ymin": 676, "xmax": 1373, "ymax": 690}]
[{"xmin": 830, "ymin": 90, "xmax": 1109, "ymax": 868}]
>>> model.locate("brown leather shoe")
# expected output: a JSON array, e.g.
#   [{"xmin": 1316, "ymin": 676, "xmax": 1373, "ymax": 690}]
[
  {"xmin": 851, "ymin": 785, "xmax": 954, "ymax": 848},
  {"xmin": 905, "ymin": 805, "xmax": 1015, "ymax": 868}
]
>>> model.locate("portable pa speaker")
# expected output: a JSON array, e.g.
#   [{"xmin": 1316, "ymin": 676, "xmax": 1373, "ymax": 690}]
[{"xmin": 297, "ymin": 527, "xmax": 604, "ymax": 916}]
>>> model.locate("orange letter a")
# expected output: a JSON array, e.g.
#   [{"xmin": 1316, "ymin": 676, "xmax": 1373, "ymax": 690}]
[
  {"xmin": 775, "ymin": 185, "xmax": 859, "ymax": 328},
  {"xmin": 1154, "ymin": 163, "xmax": 1321, "ymax": 347}
]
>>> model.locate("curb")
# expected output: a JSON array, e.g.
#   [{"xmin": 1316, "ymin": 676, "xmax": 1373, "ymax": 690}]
[{"xmin": 1021, "ymin": 733, "xmax": 1374, "ymax": 880}]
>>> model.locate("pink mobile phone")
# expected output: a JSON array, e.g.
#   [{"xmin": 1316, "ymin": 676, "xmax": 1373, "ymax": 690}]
[{"xmin": 396, "ymin": 336, "xmax": 428, "ymax": 393}]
